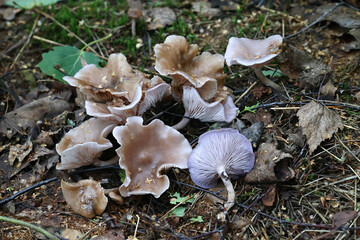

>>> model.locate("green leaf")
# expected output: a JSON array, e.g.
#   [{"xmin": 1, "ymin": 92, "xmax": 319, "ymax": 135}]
[
  {"xmin": 6, "ymin": 0, "xmax": 61, "ymax": 9},
  {"xmin": 119, "ymin": 169, "xmax": 126, "ymax": 183},
  {"xmin": 37, "ymin": 45, "xmax": 102, "ymax": 83},
  {"xmin": 190, "ymin": 216, "xmax": 204, "ymax": 223},
  {"xmin": 238, "ymin": 102, "xmax": 259, "ymax": 114},
  {"xmin": 168, "ymin": 207, "xmax": 186, "ymax": 217},
  {"xmin": 262, "ymin": 69, "xmax": 284, "ymax": 77},
  {"xmin": 169, "ymin": 192, "xmax": 194, "ymax": 205}
]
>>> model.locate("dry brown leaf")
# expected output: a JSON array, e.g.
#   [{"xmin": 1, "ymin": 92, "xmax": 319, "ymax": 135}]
[
  {"xmin": 245, "ymin": 142, "xmax": 294, "ymax": 183},
  {"xmin": 262, "ymin": 184, "xmax": 277, "ymax": 207},
  {"xmin": 321, "ymin": 81, "xmax": 338, "ymax": 96},
  {"xmin": 145, "ymin": 7, "xmax": 176, "ymax": 30},
  {"xmin": 91, "ymin": 228, "xmax": 125, "ymax": 240},
  {"xmin": 333, "ymin": 210, "xmax": 359, "ymax": 229},
  {"xmin": 297, "ymin": 101, "xmax": 344, "ymax": 153}
]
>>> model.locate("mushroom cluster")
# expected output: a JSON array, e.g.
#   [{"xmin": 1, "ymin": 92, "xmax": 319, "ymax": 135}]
[
  {"xmin": 154, "ymin": 35, "xmax": 238, "ymax": 129},
  {"xmin": 55, "ymin": 32, "xmax": 275, "ymax": 220}
]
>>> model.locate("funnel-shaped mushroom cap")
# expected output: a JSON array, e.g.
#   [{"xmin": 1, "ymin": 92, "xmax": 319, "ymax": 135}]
[
  {"xmin": 224, "ymin": 35, "xmax": 283, "ymax": 67},
  {"xmin": 85, "ymin": 76, "xmax": 170, "ymax": 124},
  {"xmin": 64, "ymin": 53, "xmax": 143, "ymax": 103},
  {"xmin": 61, "ymin": 179, "xmax": 108, "ymax": 218},
  {"xmin": 56, "ymin": 118, "xmax": 117, "ymax": 170},
  {"xmin": 182, "ymin": 86, "xmax": 238, "ymax": 122},
  {"xmin": 188, "ymin": 129, "xmax": 255, "ymax": 189},
  {"xmin": 113, "ymin": 116, "xmax": 192, "ymax": 198},
  {"xmin": 154, "ymin": 35, "xmax": 225, "ymax": 100}
]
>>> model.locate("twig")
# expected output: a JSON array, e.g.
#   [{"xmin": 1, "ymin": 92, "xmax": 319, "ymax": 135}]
[
  {"xmin": 285, "ymin": 2, "xmax": 344, "ymax": 39},
  {"xmin": 235, "ymin": 81, "xmax": 258, "ymax": 105},
  {"xmin": 0, "ymin": 216, "xmax": 62, "ymax": 240},
  {"xmin": 32, "ymin": 35, "xmax": 65, "ymax": 46},
  {"xmin": 34, "ymin": 8, "xmax": 100, "ymax": 57},
  {"xmin": 0, "ymin": 72, "xmax": 23, "ymax": 107}
]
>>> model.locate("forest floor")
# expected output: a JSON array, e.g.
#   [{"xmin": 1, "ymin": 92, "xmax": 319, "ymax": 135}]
[{"xmin": 0, "ymin": 0, "xmax": 360, "ymax": 239}]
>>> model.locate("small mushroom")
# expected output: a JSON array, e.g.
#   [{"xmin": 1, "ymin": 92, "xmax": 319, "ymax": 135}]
[
  {"xmin": 154, "ymin": 35, "xmax": 225, "ymax": 100},
  {"xmin": 56, "ymin": 118, "xmax": 117, "ymax": 170},
  {"xmin": 172, "ymin": 86, "xmax": 238, "ymax": 130},
  {"xmin": 61, "ymin": 179, "xmax": 108, "ymax": 218},
  {"xmin": 187, "ymin": 129, "xmax": 255, "ymax": 220},
  {"xmin": 127, "ymin": 0, "xmax": 143, "ymax": 38},
  {"xmin": 224, "ymin": 35, "xmax": 285, "ymax": 93},
  {"xmin": 113, "ymin": 116, "xmax": 192, "ymax": 198}
]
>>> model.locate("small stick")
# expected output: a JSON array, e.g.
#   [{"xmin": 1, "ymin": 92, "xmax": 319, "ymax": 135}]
[
  {"xmin": 235, "ymin": 81, "xmax": 258, "ymax": 105},
  {"xmin": 33, "ymin": 35, "xmax": 66, "ymax": 46},
  {"xmin": 0, "ymin": 216, "xmax": 63, "ymax": 240}
]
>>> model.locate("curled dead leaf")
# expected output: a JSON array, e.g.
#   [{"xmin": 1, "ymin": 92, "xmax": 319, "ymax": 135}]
[{"xmin": 245, "ymin": 142, "xmax": 294, "ymax": 183}]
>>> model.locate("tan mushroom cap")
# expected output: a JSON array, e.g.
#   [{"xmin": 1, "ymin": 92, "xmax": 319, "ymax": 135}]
[
  {"xmin": 182, "ymin": 86, "xmax": 238, "ymax": 122},
  {"xmin": 85, "ymin": 76, "xmax": 170, "ymax": 124},
  {"xmin": 61, "ymin": 179, "xmax": 108, "ymax": 218},
  {"xmin": 154, "ymin": 35, "xmax": 225, "ymax": 100},
  {"xmin": 113, "ymin": 116, "xmax": 192, "ymax": 198},
  {"xmin": 224, "ymin": 35, "xmax": 283, "ymax": 67},
  {"xmin": 56, "ymin": 118, "xmax": 117, "ymax": 170},
  {"xmin": 63, "ymin": 53, "xmax": 143, "ymax": 103}
]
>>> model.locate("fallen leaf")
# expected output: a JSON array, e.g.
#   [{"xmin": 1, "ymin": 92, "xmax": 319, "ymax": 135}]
[
  {"xmin": 37, "ymin": 45, "xmax": 102, "ymax": 82},
  {"xmin": 355, "ymin": 91, "xmax": 360, "ymax": 103},
  {"xmin": 61, "ymin": 228, "xmax": 84, "ymax": 240},
  {"xmin": 245, "ymin": 142, "xmax": 294, "ymax": 183},
  {"xmin": 297, "ymin": 101, "xmax": 344, "ymax": 153},
  {"xmin": 0, "ymin": 7, "xmax": 20, "ymax": 20},
  {"xmin": 341, "ymin": 40, "xmax": 360, "ymax": 52},
  {"xmin": 261, "ymin": 184, "xmax": 277, "ymax": 207},
  {"xmin": 349, "ymin": 28, "xmax": 360, "ymax": 42},
  {"xmin": 145, "ymin": 7, "xmax": 176, "ymax": 30},
  {"xmin": 228, "ymin": 216, "xmax": 251, "ymax": 231},
  {"xmin": 333, "ymin": 210, "xmax": 359, "ymax": 229},
  {"xmin": 321, "ymin": 81, "xmax": 338, "ymax": 96},
  {"xmin": 8, "ymin": 139, "xmax": 33, "ymax": 166},
  {"xmin": 0, "ymin": 96, "xmax": 72, "ymax": 138},
  {"xmin": 192, "ymin": 2, "xmax": 220, "ymax": 18},
  {"xmin": 317, "ymin": 3, "xmax": 360, "ymax": 29}
]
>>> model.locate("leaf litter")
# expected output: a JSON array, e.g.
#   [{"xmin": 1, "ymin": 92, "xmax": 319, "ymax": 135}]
[{"xmin": 0, "ymin": 0, "xmax": 360, "ymax": 239}]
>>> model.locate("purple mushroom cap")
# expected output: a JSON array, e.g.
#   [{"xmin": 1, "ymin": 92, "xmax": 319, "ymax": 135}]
[{"xmin": 188, "ymin": 128, "xmax": 255, "ymax": 189}]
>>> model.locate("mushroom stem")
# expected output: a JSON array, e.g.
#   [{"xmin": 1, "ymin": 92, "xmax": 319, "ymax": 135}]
[
  {"xmin": 172, "ymin": 117, "xmax": 190, "ymax": 130},
  {"xmin": 252, "ymin": 66, "xmax": 285, "ymax": 93},
  {"xmin": 131, "ymin": 19, "xmax": 136, "ymax": 39},
  {"xmin": 220, "ymin": 171, "xmax": 235, "ymax": 212}
]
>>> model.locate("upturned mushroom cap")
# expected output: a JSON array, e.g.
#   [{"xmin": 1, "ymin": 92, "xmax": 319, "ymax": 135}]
[
  {"xmin": 85, "ymin": 76, "xmax": 170, "ymax": 123},
  {"xmin": 154, "ymin": 35, "xmax": 225, "ymax": 100},
  {"xmin": 182, "ymin": 86, "xmax": 238, "ymax": 123},
  {"xmin": 56, "ymin": 118, "xmax": 117, "ymax": 170},
  {"xmin": 188, "ymin": 129, "xmax": 255, "ymax": 189},
  {"xmin": 61, "ymin": 179, "xmax": 108, "ymax": 218},
  {"xmin": 113, "ymin": 116, "xmax": 192, "ymax": 198},
  {"xmin": 224, "ymin": 35, "xmax": 283, "ymax": 67},
  {"xmin": 64, "ymin": 53, "xmax": 143, "ymax": 103}
]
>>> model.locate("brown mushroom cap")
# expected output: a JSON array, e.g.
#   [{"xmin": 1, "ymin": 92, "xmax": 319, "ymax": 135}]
[
  {"xmin": 154, "ymin": 35, "xmax": 225, "ymax": 100},
  {"xmin": 113, "ymin": 116, "xmax": 192, "ymax": 198},
  {"xmin": 56, "ymin": 118, "xmax": 117, "ymax": 170},
  {"xmin": 61, "ymin": 179, "xmax": 108, "ymax": 218}
]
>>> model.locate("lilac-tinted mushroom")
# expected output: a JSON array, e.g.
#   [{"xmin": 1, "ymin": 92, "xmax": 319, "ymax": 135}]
[
  {"xmin": 172, "ymin": 86, "xmax": 238, "ymax": 130},
  {"xmin": 188, "ymin": 128, "xmax": 255, "ymax": 220},
  {"xmin": 224, "ymin": 35, "xmax": 285, "ymax": 93}
]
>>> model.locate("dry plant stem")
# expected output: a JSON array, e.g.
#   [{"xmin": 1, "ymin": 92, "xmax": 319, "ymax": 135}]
[
  {"xmin": 253, "ymin": 67, "xmax": 285, "ymax": 93},
  {"xmin": 0, "ymin": 216, "xmax": 61, "ymax": 240},
  {"xmin": 172, "ymin": 117, "xmax": 190, "ymax": 130}
]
